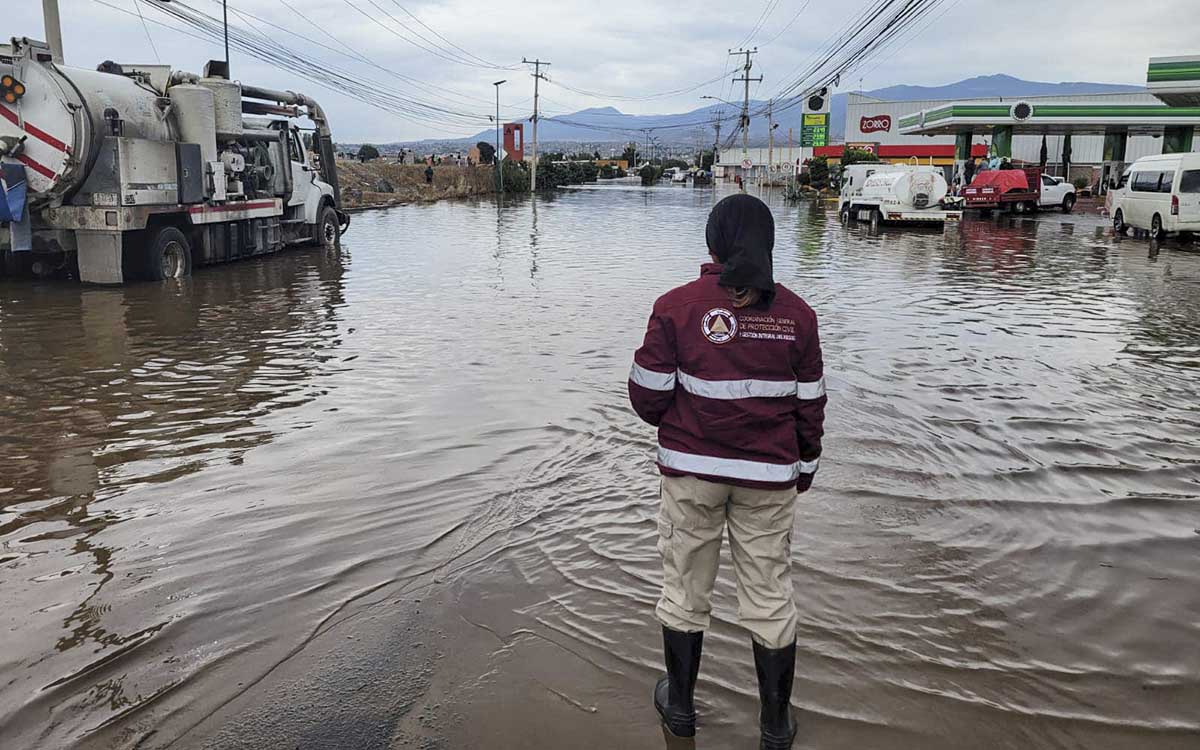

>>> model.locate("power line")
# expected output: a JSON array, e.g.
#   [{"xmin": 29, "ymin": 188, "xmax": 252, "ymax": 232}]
[
  {"xmin": 760, "ymin": 0, "xmax": 814, "ymax": 46},
  {"xmin": 384, "ymin": 0, "xmax": 515, "ymax": 70},
  {"xmin": 139, "ymin": 0, "xmax": 495, "ymax": 131},
  {"xmin": 131, "ymin": 0, "xmax": 160, "ymax": 62},
  {"xmin": 762, "ymin": 0, "xmax": 948, "ymax": 118}
]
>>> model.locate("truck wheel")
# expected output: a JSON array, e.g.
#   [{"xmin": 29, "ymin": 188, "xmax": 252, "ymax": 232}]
[
  {"xmin": 1150, "ymin": 214, "xmax": 1166, "ymax": 242},
  {"xmin": 314, "ymin": 205, "xmax": 339, "ymax": 249},
  {"xmin": 839, "ymin": 205, "xmax": 850, "ymax": 226},
  {"xmin": 869, "ymin": 209, "xmax": 882, "ymax": 234},
  {"xmin": 144, "ymin": 226, "xmax": 192, "ymax": 281},
  {"xmin": 980, "ymin": 208, "xmax": 993, "ymax": 218},
  {"xmin": 1113, "ymin": 209, "xmax": 1128, "ymax": 235},
  {"xmin": 1061, "ymin": 194, "xmax": 1076, "ymax": 214}
]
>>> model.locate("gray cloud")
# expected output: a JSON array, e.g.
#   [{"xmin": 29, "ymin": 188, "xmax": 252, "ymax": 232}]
[{"xmin": 9, "ymin": 0, "xmax": 1196, "ymax": 142}]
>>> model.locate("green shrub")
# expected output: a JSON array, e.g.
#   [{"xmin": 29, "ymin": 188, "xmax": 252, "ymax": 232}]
[
  {"xmin": 639, "ymin": 165, "xmax": 663, "ymax": 185},
  {"xmin": 807, "ymin": 157, "xmax": 829, "ymax": 190},
  {"xmin": 501, "ymin": 158, "xmax": 530, "ymax": 193}
]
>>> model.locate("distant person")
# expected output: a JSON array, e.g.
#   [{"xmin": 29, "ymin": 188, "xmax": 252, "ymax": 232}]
[
  {"xmin": 628, "ymin": 194, "xmax": 826, "ymax": 749},
  {"xmin": 425, "ymin": 164, "xmax": 434, "ymax": 184}
]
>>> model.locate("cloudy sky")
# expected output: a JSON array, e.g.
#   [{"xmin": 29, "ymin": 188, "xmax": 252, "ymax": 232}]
[{"xmin": 10, "ymin": 0, "xmax": 1197, "ymax": 142}]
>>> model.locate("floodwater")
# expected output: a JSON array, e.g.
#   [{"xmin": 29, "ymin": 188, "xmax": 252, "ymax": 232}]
[{"xmin": 2, "ymin": 183, "xmax": 1199, "ymax": 750}]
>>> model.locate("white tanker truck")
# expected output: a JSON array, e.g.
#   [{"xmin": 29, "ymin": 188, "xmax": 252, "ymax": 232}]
[
  {"xmin": 838, "ymin": 163, "xmax": 962, "ymax": 231},
  {"xmin": 0, "ymin": 37, "xmax": 347, "ymax": 284}
]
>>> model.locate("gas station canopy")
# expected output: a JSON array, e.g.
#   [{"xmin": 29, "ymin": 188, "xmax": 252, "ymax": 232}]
[
  {"xmin": 1147, "ymin": 55, "xmax": 1200, "ymax": 107},
  {"xmin": 900, "ymin": 55, "xmax": 1200, "ymax": 138},
  {"xmin": 898, "ymin": 101, "xmax": 1200, "ymax": 137}
]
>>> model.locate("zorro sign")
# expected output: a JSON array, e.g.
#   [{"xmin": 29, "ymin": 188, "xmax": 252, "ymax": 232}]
[{"xmin": 860, "ymin": 115, "xmax": 892, "ymax": 134}]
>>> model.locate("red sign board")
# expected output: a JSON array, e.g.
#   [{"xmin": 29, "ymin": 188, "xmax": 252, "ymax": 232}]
[
  {"xmin": 503, "ymin": 123, "xmax": 524, "ymax": 161},
  {"xmin": 860, "ymin": 115, "xmax": 892, "ymax": 134}
]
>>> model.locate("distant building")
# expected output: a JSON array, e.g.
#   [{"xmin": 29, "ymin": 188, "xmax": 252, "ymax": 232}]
[{"xmin": 713, "ymin": 148, "xmax": 798, "ymax": 181}]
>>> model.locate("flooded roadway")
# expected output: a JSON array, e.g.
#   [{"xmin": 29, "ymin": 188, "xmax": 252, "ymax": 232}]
[{"xmin": 2, "ymin": 183, "xmax": 1199, "ymax": 750}]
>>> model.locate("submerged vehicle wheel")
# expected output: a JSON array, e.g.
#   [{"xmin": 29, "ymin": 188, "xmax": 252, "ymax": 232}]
[
  {"xmin": 1150, "ymin": 214, "xmax": 1166, "ymax": 242},
  {"xmin": 1113, "ymin": 209, "xmax": 1128, "ymax": 235},
  {"xmin": 1062, "ymin": 194, "xmax": 1076, "ymax": 214},
  {"xmin": 839, "ymin": 205, "xmax": 850, "ymax": 226},
  {"xmin": 315, "ymin": 205, "xmax": 340, "ymax": 249},
  {"xmin": 144, "ymin": 226, "xmax": 192, "ymax": 281},
  {"xmin": 869, "ymin": 209, "xmax": 882, "ymax": 234}
]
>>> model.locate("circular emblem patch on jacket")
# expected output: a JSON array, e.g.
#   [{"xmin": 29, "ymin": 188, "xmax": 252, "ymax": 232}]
[{"xmin": 701, "ymin": 308, "xmax": 737, "ymax": 344}]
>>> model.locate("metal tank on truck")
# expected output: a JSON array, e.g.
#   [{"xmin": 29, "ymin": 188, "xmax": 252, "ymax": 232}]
[
  {"xmin": 0, "ymin": 37, "xmax": 348, "ymax": 284},
  {"xmin": 838, "ymin": 163, "xmax": 961, "ymax": 230}
]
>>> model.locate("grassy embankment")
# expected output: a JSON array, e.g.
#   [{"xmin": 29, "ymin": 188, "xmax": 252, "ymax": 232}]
[{"xmin": 336, "ymin": 160, "xmax": 496, "ymax": 210}]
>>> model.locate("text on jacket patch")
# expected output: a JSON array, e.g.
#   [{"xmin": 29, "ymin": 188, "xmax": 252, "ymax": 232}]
[{"xmin": 738, "ymin": 315, "xmax": 797, "ymax": 341}]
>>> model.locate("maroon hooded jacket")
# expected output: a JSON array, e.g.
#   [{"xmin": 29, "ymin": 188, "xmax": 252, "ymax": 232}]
[{"xmin": 628, "ymin": 263, "xmax": 826, "ymax": 491}]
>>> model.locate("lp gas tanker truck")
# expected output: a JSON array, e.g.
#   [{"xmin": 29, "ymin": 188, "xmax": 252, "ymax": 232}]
[
  {"xmin": 0, "ymin": 37, "xmax": 347, "ymax": 284},
  {"xmin": 838, "ymin": 163, "xmax": 962, "ymax": 231}
]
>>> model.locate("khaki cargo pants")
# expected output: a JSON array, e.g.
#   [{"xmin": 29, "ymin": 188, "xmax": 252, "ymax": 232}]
[{"xmin": 655, "ymin": 474, "xmax": 798, "ymax": 649}]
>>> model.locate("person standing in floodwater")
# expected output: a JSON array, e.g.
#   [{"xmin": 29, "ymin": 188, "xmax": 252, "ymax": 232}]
[{"xmin": 628, "ymin": 194, "xmax": 826, "ymax": 749}]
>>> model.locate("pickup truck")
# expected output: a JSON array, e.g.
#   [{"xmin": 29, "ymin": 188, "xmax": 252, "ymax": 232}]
[{"xmin": 962, "ymin": 166, "xmax": 1076, "ymax": 214}]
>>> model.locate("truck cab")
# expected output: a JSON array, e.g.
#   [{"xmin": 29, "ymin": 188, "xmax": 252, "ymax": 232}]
[
  {"xmin": 268, "ymin": 120, "xmax": 338, "ymax": 240},
  {"xmin": 1038, "ymin": 173, "xmax": 1077, "ymax": 211}
]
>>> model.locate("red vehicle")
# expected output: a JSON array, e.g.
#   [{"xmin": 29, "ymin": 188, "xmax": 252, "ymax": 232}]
[{"xmin": 962, "ymin": 166, "xmax": 1076, "ymax": 214}]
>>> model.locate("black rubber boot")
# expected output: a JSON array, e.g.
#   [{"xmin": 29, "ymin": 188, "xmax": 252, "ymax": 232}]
[
  {"xmin": 753, "ymin": 639, "xmax": 798, "ymax": 750},
  {"xmin": 653, "ymin": 626, "xmax": 704, "ymax": 738}
]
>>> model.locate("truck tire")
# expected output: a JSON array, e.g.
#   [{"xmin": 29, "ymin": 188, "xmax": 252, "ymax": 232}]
[
  {"xmin": 839, "ymin": 204, "xmax": 850, "ymax": 226},
  {"xmin": 1061, "ymin": 194, "xmax": 1076, "ymax": 214},
  {"xmin": 1113, "ymin": 209, "xmax": 1128, "ymax": 235},
  {"xmin": 314, "ymin": 205, "xmax": 339, "ymax": 249},
  {"xmin": 1150, "ymin": 214, "xmax": 1166, "ymax": 242},
  {"xmin": 869, "ymin": 209, "xmax": 882, "ymax": 234},
  {"xmin": 143, "ymin": 226, "xmax": 192, "ymax": 281}
]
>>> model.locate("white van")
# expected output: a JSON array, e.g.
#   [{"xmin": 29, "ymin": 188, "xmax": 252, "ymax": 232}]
[{"xmin": 1109, "ymin": 153, "xmax": 1200, "ymax": 240}]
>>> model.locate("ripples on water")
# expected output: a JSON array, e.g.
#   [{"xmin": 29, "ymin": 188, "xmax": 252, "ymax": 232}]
[{"xmin": 1, "ymin": 184, "xmax": 1198, "ymax": 749}]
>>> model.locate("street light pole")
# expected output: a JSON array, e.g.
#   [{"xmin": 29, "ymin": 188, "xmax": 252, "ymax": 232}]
[{"xmin": 493, "ymin": 80, "xmax": 506, "ymax": 194}]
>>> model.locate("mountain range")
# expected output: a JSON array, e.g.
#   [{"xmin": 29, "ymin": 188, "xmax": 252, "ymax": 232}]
[{"xmin": 391, "ymin": 74, "xmax": 1145, "ymax": 149}]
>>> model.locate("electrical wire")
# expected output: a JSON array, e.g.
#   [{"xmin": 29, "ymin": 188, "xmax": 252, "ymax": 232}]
[
  {"xmin": 759, "ymin": 0, "xmax": 813, "ymax": 46},
  {"xmin": 762, "ymin": 0, "xmax": 949, "ymax": 117},
  {"xmin": 140, "ymin": 0, "xmax": 495, "ymax": 131},
  {"xmin": 131, "ymin": 0, "xmax": 161, "ymax": 63},
  {"xmin": 385, "ymin": 0, "xmax": 516, "ymax": 70}
]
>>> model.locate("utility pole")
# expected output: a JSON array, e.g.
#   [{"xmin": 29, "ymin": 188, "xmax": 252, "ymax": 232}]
[
  {"xmin": 493, "ymin": 79, "xmax": 505, "ymax": 194},
  {"xmin": 767, "ymin": 100, "xmax": 774, "ymax": 182},
  {"xmin": 788, "ymin": 127, "xmax": 794, "ymax": 185},
  {"xmin": 730, "ymin": 48, "xmax": 761, "ymax": 188},
  {"xmin": 713, "ymin": 118, "xmax": 722, "ymax": 174},
  {"xmin": 522, "ymin": 58, "xmax": 550, "ymax": 192}
]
